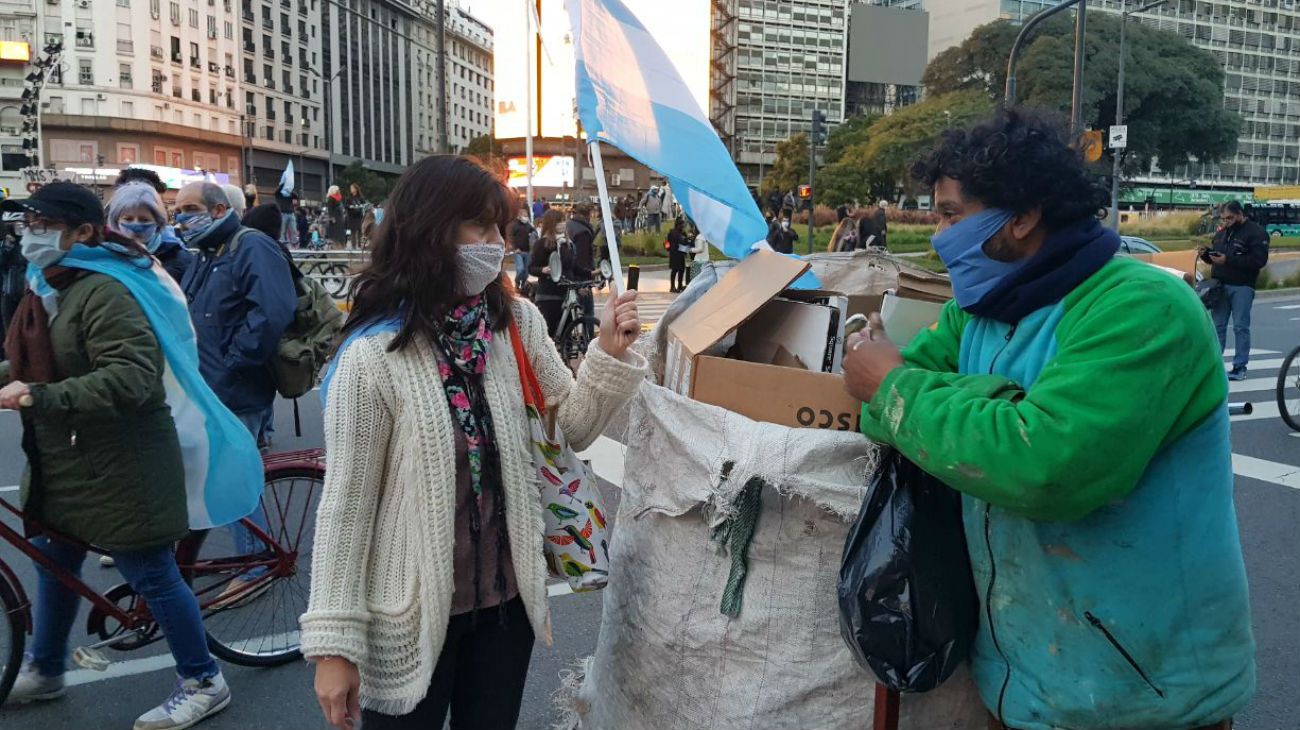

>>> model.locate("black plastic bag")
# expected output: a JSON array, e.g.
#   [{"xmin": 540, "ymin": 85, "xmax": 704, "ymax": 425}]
[{"xmin": 837, "ymin": 448, "xmax": 979, "ymax": 693}]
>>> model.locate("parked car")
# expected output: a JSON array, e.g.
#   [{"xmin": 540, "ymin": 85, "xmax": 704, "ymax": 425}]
[{"xmin": 1118, "ymin": 236, "xmax": 1162, "ymax": 255}]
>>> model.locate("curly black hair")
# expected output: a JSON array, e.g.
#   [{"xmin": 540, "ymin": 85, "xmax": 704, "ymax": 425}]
[
  {"xmin": 114, "ymin": 166, "xmax": 166, "ymax": 194},
  {"xmin": 911, "ymin": 107, "xmax": 1110, "ymax": 231}
]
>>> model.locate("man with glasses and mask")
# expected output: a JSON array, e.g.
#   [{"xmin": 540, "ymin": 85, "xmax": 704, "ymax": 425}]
[
  {"xmin": 842, "ymin": 110, "xmax": 1254, "ymax": 730},
  {"xmin": 1202, "ymin": 200, "xmax": 1269, "ymax": 381}
]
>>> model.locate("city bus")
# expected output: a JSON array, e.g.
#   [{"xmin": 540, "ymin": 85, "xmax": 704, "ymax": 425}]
[{"xmin": 1245, "ymin": 201, "xmax": 1300, "ymax": 238}]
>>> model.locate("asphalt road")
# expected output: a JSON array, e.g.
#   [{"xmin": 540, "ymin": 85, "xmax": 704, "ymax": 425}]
[{"xmin": 0, "ymin": 288, "xmax": 1297, "ymax": 730}]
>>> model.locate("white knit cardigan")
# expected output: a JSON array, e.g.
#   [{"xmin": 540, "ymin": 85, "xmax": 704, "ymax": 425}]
[{"xmin": 299, "ymin": 298, "xmax": 647, "ymax": 715}]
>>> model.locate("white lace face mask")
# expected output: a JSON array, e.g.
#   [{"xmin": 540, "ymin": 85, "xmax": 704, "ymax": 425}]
[{"xmin": 457, "ymin": 242, "xmax": 505, "ymax": 297}]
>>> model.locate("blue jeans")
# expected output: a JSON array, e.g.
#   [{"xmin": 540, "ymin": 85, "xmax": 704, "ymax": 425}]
[
  {"xmin": 1212, "ymin": 284, "xmax": 1255, "ymax": 370},
  {"xmin": 513, "ymin": 250, "xmax": 531, "ymax": 289},
  {"xmin": 232, "ymin": 407, "xmax": 273, "ymax": 579},
  {"xmin": 280, "ymin": 212, "xmax": 298, "ymax": 247},
  {"xmin": 29, "ymin": 537, "xmax": 218, "ymax": 680}
]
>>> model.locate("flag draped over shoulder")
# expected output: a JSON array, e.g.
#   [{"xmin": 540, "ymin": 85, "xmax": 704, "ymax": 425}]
[
  {"xmin": 43, "ymin": 245, "xmax": 265, "ymax": 529},
  {"xmin": 279, "ymin": 160, "xmax": 294, "ymax": 196},
  {"xmin": 566, "ymin": 0, "xmax": 817, "ymax": 283}
]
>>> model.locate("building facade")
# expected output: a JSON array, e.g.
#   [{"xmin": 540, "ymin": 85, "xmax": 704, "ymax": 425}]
[
  {"xmin": 240, "ymin": 0, "xmax": 328, "ymax": 203},
  {"xmin": 0, "ymin": 0, "xmax": 40, "ymax": 190},
  {"xmin": 39, "ymin": 0, "xmax": 248, "ymax": 185},
  {"xmin": 892, "ymin": 0, "xmax": 1300, "ymax": 189},
  {"xmin": 727, "ymin": 0, "xmax": 849, "ymax": 178},
  {"xmin": 443, "ymin": 3, "xmax": 491, "ymax": 153}
]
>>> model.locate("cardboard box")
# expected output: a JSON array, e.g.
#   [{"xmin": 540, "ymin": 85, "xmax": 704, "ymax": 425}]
[
  {"xmin": 665, "ymin": 250, "xmax": 863, "ymax": 431},
  {"xmin": 1130, "ymin": 250, "xmax": 1200, "ymax": 284}
]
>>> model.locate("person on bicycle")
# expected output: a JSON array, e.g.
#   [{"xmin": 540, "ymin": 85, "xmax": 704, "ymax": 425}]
[
  {"xmin": 529, "ymin": 208, "xmax": 588, "ymax": 336},
  {"xmin": 0, "ymin": 183, "xmax": 234, "ymax": 729},
  {"xmin": 304, "ymin": 155, "xmax": 645, "ymax": 730},
  {"xmin": 843, "ymin": 109, "xmax": 1254, "ymax": 730},
  {"xmin": 106, "ymin": 182, "xmax": 193, "ymax": 285}
]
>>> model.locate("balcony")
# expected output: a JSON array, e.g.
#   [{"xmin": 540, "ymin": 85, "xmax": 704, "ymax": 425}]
[
  {"xmin": 265, "ymin": 48, "xmax": 275, "ymax": 60},
  {"xmin": 171, "ymin": 51, "xmax": 183, "ymax": 63},
  {"xmin": 117, "ymin": 39, "xmax": 134, "ymax": 54},
  {"xmin": 224, "ymin": 65, "xmax": 235, "ymax": 78},
  {"xmin": 191, "ymin": 89, "xmax": 201, "ymax": 102},
  {"xmin": 150, "ymin": 45, "xmax": 164, "ymax": 59},
  {"xmin": 242, "ymin": 10, "xmax": 254, "ymax": 21},
  {"xmin": 262, "ymin": 18, "xmax": 273, "ymax": 31},
  {"xmin": 243, "ymin": 40, "xmax": 254, "ymax": 52},
  {"xmin": 208, "ymin": 62, "xmax": 219, "ymax": 73},
  {"xmin": 189, "ymin": 57, "xmax": 201, "ymax": 69},
  {"xmin": 172, "ymin": 87, "xmax": 182, "ymax": 99},
  {"xmin": 267, "ymin": 109, "xmax": 276, "ymax": 120}
]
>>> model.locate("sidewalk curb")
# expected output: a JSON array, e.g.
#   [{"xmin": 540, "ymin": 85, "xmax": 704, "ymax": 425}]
[{"xmin": 1257, "ymin": 288, "xmax": 1300, "ymax": 300}]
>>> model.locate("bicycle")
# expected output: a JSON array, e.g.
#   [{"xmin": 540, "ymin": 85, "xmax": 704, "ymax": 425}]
[
  {"xmin": 0, "ymin": 449, "xmax": 326, "ymax": 705},
  {"xmin": 1276, "ymin": 345, "xmax": 1300, "ymax": 431}
]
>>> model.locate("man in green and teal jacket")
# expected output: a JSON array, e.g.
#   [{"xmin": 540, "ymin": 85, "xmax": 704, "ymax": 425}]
[{"xmin": 843, "ymin": 110, "xmax": 1255, "ymax": 730}]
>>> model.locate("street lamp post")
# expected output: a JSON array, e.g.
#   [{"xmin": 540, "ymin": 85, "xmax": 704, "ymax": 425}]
[
  {"xmin": 306, "ymin": 65, "xmax": 343, "ymax": 197},
  {"xmin": 1109, "ymin": 0, "xmax": 1168, "ymax": 229},
  {"xmin": 1006, "ymin": 0, "xmax": 1086, "ymax": 133}
]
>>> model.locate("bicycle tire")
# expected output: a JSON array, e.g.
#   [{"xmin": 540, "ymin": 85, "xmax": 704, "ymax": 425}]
[
  {"xmin": 0, "ymin": 569, "xmax": 25, "ymax": 706},
  {"xmin": 1276, "ymin": 345, "xmax": 1300, "ymax": 431},
  {"xmin": 197, "ymin": 464, "xmax": 324, "ymax": 667},
  {"xmin": 559, "ymin": 316, "xmax": 599, "ymax": 371}
]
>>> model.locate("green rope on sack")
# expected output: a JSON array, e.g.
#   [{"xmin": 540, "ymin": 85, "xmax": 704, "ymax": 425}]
[{"xmin": 712, "ymin": 476, "xmax": 765, "ymax": 618}]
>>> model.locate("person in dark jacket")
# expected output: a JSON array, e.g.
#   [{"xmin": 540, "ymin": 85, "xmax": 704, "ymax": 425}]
[
  {"xmin": 295, "ymin": 206, "xmax": 310, "ymax": 248},
  {"xmin": 344, "ymin": 183, "xmax": 368, "ymax": 248},
  {"xmin": 667, "ymin": 217, "xmax": 690, "ymax": 293},
  {"xmin": 529, "ymin": 208, "xmax": 575, "ymax": 336},
  {"xmin": 324, "ymin": 185, "xmax": 346, "ymax": 246},
  {"xmin": 176, "ymin": 181, "xmax": 295, "ymax": 433},
  {"xmin": 509, "ymin": 213, "xmax": 534, "ymax": 290},
  {"xmin": 1202, "ymin": 200, "xmax": 1270, "ymax": 380},
  {"xmin": 767, "ymin": 218, "xmax": 799, "ymax": 254},
  {"xmin": 0, "ymin": 222, "xmax": 24, "ymax": 358},
  {"xmin": 0, "ymin": 182, "xmax": 231, "ymax": 725},
  {"xmin": 106, "ymin": 182, "xmax": 195, "ymax": 285},
  {"xmin": 871, "ymin": 201, "xmax": 889, "ymax": 250},
  {"xmin": 565, "ymin": 204, "xmax": 598, "ymax": 318}
]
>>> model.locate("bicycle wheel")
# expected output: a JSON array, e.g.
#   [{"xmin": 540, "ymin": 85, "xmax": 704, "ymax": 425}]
[
  {"xmin": 186, "ymin": 465, "xmax": 324, "ymax": 667},
  {"xmin": 559, "ymin": 316, "xmax": 599, "ymax": 373},
  {"xmin": 1276, "ymin": 345, "xmax": 1300, "ymax": 431},
  {"xmin": 0, "ymin": 568, "xmax": 26, "ymax": 706}
]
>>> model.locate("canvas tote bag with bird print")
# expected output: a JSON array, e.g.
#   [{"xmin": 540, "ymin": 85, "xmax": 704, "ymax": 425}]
[{"xmin": 508, "ymin": 319, "xmax": 612, "ymax": 591}]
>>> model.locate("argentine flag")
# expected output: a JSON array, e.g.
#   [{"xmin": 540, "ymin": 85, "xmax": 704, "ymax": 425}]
[
  {"xmin": 36, "ymin": 246, "xmax": 265, "ymax": 529},
  {"xmin": 567, "ymin": 0, "xmax": 811, "ymax": 276},
  {"xmin": 279, "ymin": 160, "xmax": 294, "ymax": 196}
]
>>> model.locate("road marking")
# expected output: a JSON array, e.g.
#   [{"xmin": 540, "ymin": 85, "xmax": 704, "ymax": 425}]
[
  {"xmin": 1223, "ymin": 349, "xmax": 1280, "ymax": 359},
  {"xmin": 1233, "ymin": 453, "xmax": 1300, "ymax": 491},
  {"xmin": 65, "ymin": 653, "xmax": 177, "ymax": 688},
  {"xmin": 1275, "ymin": 304, "xmax": 1300, "ymax": 310},
  {"xmin": 1243, "ymin": 357, "xmax": 1285, "ymax": 371},
  {"xmin": 0, "ymin": 485, "xmax": 17, "ymax": 493},
  {"xmin": 1230, "ymin": 375, "xmax": 1280, "ymax": 394}
]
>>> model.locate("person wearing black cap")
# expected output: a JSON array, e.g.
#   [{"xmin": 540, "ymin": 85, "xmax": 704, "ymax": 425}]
[{"xmin": 0, "ymin": 182, "xmax": 233, "ymax": 728}]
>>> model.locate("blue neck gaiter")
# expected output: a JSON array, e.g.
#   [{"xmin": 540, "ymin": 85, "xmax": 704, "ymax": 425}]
[{"xmin": 931, "ymin": 208, "xmax": 1022, "ymax": 310}]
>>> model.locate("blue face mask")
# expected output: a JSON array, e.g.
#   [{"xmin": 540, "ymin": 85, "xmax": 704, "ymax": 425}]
[
  {"xmin": 931, "ymin": 208, "xmax": 1025, "ymax": 310},
  {"xmin": 120, "ymin": 221, "xmax": 159, "ymax": 246},
  {"xmin": 176, "ymin": 210, "xmax": 223, "ymax": 244}
]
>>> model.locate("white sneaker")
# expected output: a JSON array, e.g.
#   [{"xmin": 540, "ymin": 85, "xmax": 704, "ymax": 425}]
[
  {"xmin": 5, "ymin": 657, "xmax": 66, "ymax": 704},
  {"xmin": 132, "ymin": 672, "xmax": 231, "ymax": 730}
]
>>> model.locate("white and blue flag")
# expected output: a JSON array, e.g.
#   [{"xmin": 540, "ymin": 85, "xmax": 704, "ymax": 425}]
[
  {"xmin": 279, "ymin": 160, "xmax": 294, "ymax": 196},
  {"xmin": 32, "ymin": 246, "xmax": 265, "ymax": 529},
  {"xmin": 565, "ymin": 0, "xmax": 818, "ymax": 285}
]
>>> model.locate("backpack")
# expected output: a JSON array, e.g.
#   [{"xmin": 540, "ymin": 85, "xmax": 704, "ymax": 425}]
[{"xmin": 227, "ymin": 228, "xmax": 344, "ymax": 399}]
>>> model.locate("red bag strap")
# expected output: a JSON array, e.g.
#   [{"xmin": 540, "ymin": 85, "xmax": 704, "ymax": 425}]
[
  {"xmin": 508, "ymin": 319, "xmax": 546, "ymax": 416},
  {"xmin": 872, "ymin": 684, "xmax": 900, "ymax": 730}
]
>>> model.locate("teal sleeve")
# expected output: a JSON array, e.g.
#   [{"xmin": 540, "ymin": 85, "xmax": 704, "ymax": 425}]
[{"xmin": 860, "ymin": 279, "xmax": 1223, "ymax": 522}]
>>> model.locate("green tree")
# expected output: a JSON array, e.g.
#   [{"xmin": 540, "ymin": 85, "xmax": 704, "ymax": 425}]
[
  {"xmin": 922, "ymin": 11, "xmax": 1239, "ymax": 172},
  {"xmin": 335, "ymin": 161, "xmax": 398, "ymax": 203},
  {"xmin": 464, "ymin": 134, "xmax": 509, "ymax": 180},
  {"xmin": 823, "ymin": 113, "xmax": 879, "ymax": 164},
  {"xmin": 759, "ymin": 132, "xmax": 809, "ymax": 198},
  {"xmin": 860, "ymin": 90, "xmax": 994, "ymax": 192}
]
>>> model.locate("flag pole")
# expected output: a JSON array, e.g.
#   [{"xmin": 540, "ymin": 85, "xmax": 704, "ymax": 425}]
[
  {"xmin": 588, "ymin": 139, "xmax": 625, "ymax": 297},
  {"xmin": 524, "ymin": 0, "xmax": 535, "ymax": 223}
]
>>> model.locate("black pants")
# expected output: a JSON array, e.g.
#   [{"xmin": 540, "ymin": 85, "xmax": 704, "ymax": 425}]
[
  {"xmin": 362, "ymin": 598, "xmax": 535, "ymax": 730},
  {"xmin": 536, "ymin": 298, "xmax": 563, "ymax": 337}
]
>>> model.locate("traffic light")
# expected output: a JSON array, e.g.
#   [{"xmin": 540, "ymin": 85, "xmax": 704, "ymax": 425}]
[{"xmin": 810, "ymin": 109, "xmax": 827, "ymax": 146}]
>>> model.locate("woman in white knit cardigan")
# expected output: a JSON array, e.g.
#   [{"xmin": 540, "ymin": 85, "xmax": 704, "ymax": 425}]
[{"xmin": 302, "ymin": 156, "xmax": 646, "ymax": 730}]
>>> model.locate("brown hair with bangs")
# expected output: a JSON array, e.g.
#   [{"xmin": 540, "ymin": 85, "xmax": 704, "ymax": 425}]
[{"xmin": 343, "ymin": 155, "xmax": 516, "ymax": 350}]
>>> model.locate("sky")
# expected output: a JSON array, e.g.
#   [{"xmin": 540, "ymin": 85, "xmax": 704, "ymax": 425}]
[{"xmin": 462, "ymin": 0, "xmax": 710, "ymax": 139}]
